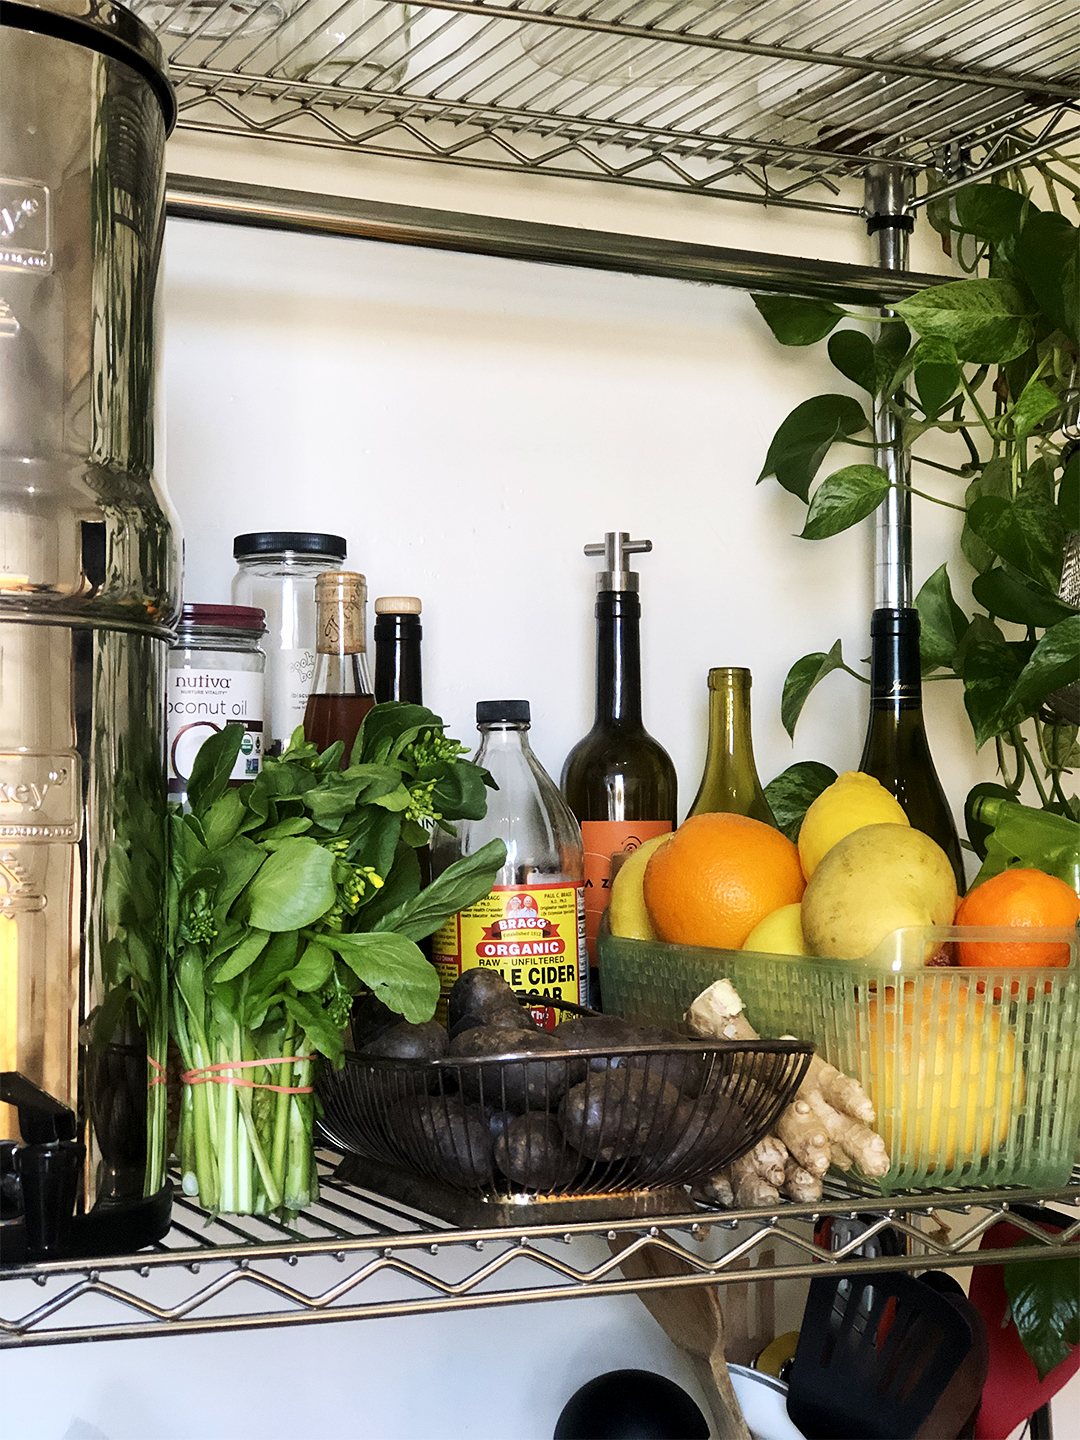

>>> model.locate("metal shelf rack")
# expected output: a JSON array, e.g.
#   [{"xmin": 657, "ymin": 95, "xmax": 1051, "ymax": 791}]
[
  {"xmin": 140, "ymin": 0, "xmax": 1079, "ymax": 215},
  {"xmin": 2, "ymin": 1153, "xmax": 1077, "ymax": 1347}
]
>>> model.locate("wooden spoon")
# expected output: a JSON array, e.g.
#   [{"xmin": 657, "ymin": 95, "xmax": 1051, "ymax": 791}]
[{"xmin": 609, "ymin": 1236, "xmax": 753, "ymax": 1440}]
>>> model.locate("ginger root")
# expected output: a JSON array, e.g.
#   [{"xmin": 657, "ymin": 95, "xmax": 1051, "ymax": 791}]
[{"xmin": 686, "ymin": 979, "xmax": 890, "ymax": 1207}]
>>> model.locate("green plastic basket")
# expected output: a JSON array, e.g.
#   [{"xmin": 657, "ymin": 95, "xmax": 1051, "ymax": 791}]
[{"xmin": 598, "ymin": 926, "xmax": 1080, "ymax": 1193}]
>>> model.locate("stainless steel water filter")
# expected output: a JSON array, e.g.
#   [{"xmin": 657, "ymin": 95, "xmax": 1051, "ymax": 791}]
[{"xmin": 0, "ymin": 0, "xmax": 180, "ymax": 1259}]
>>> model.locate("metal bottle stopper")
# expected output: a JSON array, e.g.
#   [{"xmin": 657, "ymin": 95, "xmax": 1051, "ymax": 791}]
[{"xmin": 584, "ymin": 533, "xmax": 653, "ymax": 592}]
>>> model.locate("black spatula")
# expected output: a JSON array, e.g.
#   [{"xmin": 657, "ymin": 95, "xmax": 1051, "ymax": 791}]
[{"xmin": 786, "ymin": 1272, "xmax": 984, "ymax": 1439}]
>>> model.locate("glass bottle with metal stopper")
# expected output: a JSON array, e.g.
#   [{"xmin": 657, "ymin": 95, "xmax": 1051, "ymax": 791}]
[
  {"xmin": 303, "ymin": 571, "xmax": 374, "ymax": 762},
  {"xmin": 561, "ymin": 533, "xmax": 677, "ymax": 975},
  {"xmin": 689, "ymin": 667, "xmax": 775, "ymax": 825}
]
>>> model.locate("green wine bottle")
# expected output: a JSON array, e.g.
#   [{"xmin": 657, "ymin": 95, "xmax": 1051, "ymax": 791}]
[
  {"xmin": 562, "ymin": 533, "xmax": 677, "ymax": 977},
  {"xmin": 688, "ymin": 667, "xmax": 776, "ymax": 825},
  {"xmin": 859, "ymin": 608, "xmax": 965, "ymax": 889}
]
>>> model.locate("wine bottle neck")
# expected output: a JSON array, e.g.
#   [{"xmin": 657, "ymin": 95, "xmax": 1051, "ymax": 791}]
[
  {"xmin": 311, "ymin": 650, "xmax": 372, "ymax": 697},
  {"xmin": 595, "ymin": 590, "xmax": 643, "ymax": 728},
  {"xmin": 869, "ymin": 606, "xmax": 923, "ymax": 712},
  {"xmin": 703, "ymin": 675, "xmax": 759, "ymax": 779},
  {"xmin": 374, "ymin": 613, "xmax": 423, "ymax": 704}
]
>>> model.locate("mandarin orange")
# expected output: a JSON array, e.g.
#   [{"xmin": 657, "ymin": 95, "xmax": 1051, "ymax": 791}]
[
  {"xmin": 955, "ymin": 867, "xmax": 1079, "ymax": 969},
  {"xmin": 642, "ymin": 812, "xmax": 805, "ymax": 950}
]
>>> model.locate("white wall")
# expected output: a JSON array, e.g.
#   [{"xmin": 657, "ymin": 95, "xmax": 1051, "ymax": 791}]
[{"xmin": 162, "ymin": 207, "xmax": 998, "ymax": 830}]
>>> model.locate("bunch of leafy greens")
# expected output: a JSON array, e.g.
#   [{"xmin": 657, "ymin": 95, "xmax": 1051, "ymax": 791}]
[
  {"xmin": 752, "ymin": 175, "xmax": 1079, "ymax": 844},
  {"xmin": 168, "ymin": 704, "xmax": 505, "ymax": 1217}
]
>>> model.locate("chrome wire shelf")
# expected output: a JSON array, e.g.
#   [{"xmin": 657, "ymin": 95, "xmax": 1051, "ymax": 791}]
[
  {"xmin": 138, "ymin": 0, "xmax": 1080, "ymax": 213},
  {"xmin": 2, "ymin": 1153, "xmax": 1077, "ymax": 1347}
]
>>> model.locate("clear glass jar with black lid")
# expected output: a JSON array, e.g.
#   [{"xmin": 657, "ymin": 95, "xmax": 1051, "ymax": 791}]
[
  {"xmin": 167, "ymin": 604, "xmax": 266, "ymax": 806},
  {"xmin": 231, "ymin": 531, "xmax": 347, "ymax": 755}
]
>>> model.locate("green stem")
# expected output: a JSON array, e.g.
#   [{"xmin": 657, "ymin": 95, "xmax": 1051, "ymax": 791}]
[
  {"xmin": 902, "ymin": 484, "xmax": 969, "ymax": 512},
  {"xmin": 1015, "ymin": 728, "xmax": 1050, "ymax": 807},
  {"xmin": 911, "ymin": 455, "xmax": 973, "ymax": 478}
]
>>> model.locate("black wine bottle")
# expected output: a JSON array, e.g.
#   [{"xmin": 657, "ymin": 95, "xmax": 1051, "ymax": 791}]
[
  {"xmin": 859, "ymin": 607, "xmax": 965, "ymax": 888},
  {"xmin": 374, "ymin": 596, "xmax": 423, "ymax": 704},
  {"xmin": 562, "ymin": 533, "xmax": 677, "ymax": 974}
]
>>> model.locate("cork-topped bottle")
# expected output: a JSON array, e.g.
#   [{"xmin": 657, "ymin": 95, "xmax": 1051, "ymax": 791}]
[{"xmin": 302, "ymin": 570, "xmax": 375, "ymax": 762}]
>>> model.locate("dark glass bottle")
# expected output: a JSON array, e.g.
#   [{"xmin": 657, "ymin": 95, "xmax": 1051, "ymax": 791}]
[
  {"xmin": 689, "ymin": 667, "xmax": 776, "ymax": 825},
  {"xmin": 303, "ymin": 570, "xmax": 375, "ymax": 763},
  {"xmin": 562, "ymin": 533, "xmax": 677, "ymax": 975},
  {"xmin": 859, "ymin": 608, "xmax": 965, "ymax": 889},
  {"xmin": 374, "ymin": 596, "xmax": 423, "ymax": 704}
]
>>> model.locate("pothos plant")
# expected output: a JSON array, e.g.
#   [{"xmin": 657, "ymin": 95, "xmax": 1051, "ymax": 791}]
[
  {"xmin": 754, "ymin": 168, "xmax": 1080, "ymax": 1382},
  {"xmin": 753, "ymin": 177, "xmax": 1079, "ymax": 838}
]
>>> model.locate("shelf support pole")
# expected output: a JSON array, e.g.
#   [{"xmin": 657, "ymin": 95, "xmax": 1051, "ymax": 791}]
[{"xmin": 865, "ymin": 164, "xmax": 915, "ymax": 610}]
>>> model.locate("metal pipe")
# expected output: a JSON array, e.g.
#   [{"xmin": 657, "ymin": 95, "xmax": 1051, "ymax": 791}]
[
  {"xmin": 866, "ymin": 164, "xmax": 915, "ymax": 610},
  {"xmin": 165, "ymin": 175, "xmax": 947, "ymax": 304}
]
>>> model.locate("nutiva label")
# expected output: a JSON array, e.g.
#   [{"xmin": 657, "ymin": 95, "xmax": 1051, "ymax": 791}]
[
  {"xmin": 0, "ymin": 752, "xmax": 81, "ymax": 841},
  {"xmin": 167, "ymin": 668, "xmax": 264, "ymax": 794}
]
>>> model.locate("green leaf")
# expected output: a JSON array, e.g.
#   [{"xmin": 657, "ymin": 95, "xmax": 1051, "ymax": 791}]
[
  {"xmin": 801, "ymin": 464, "xmax": 891, "ymax": 540},
  {"xmin": 956, "ymin": 615, "xmax": 1025, "ymax": 747},
  {"xmin": 763, "ymin": 761, "xmax": 838, "ymax": 843},
  {"xmin": 968, "ymin": 480, "xmax": 1065, "ymax": 593},
  {"xmin": 911, "ymin": 336, "xmax": 961, "ymax": 417},
  {"xmin": 962, "ymin": 458, "xmax": 1013, "ymax": 574},
  {"xmin": 1003, "ymin": 1245, "xmax": 1080, "ymax": 1381},
  {"xmin": 1009, "ymin": 208, "xmax": 1079, "ymax": 345},
  {"xmin": 752, "ymin": 294, "xmax": 843, "ymax": 346},
  {"xmin": 186, "ymin": 723, "xmax": 244, "ymax": 818},
  {"xmin": 286, "ymin": 941, "xmax": 335, "ymax": 993},
  {"xmin": 431, "ymin": 763, "xmax": 492, "ymax": 823},
  {"xmin": 954, "ymin": 184, "xmax": 1027, "ymax": 245},
  {"xmin": 972, "ymin": 567, "xmax": 1077, "ymax": 629},
  {"xmin": 916, "ymin": 564, "xmax": 969, "ymax": 672},
  {"xmin": 354, "ymin": 703, "xmax": 438, "ymax": 766},
  {"xmin": 827, "ymin": 330, "xmax": 874, "ymax": 393},
  {"xmin": 373, "ymin": 838, "xmax": 507, "ymax": 941},
  {"xmin": 874, "ymin": 320, "xmax": 913, "ymax": 396},
  {"xmin": 781, "ymin": 641, "xmax": 855, "ymax": 740},
  {"xmin": 1011, "ymin": 379, "xmax": 1060, "ymax": 444},
  {"xmin": 758, "ymin": 395, "xmax": 870, "ymax": 503},
  {"xmin": 245, "ymin": 838, "xmax": 336, "ymax": 932},
  {"xmin": 213, "ymin": 928, "xmax": 270, "ymax": 984},
  {"xmin": 1004, "ymin": 615, "xmax": 1080, "ymax": 720},
  {"xmin": 208, "ymin": 837, "xmax": 265, "ymax": 922},
  {"xmin": 895, "ymin": 278, "xmax": 1037, "ymax": 363},
  {"xmin": 1059, "ymin": 452, "xmax": 1078, "ymax": 528},
  {"xmin": 322, "ymin": 931, "xmax": 440, "ymax": 1023},
  {"xmin": 282, "ymin": 993, "xmax": 344, "ymax": 1065},
  {"xmin": 356, "ymin": 841, "xmax": 422, "ymax": 927},
  {"xmin": 201, "ymin": 788, "xmax": 246, "ymax": 851}
]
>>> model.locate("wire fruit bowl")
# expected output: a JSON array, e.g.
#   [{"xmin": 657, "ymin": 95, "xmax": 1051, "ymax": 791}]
[{"xmin": 317, "ymin": 1038, "xmax": 813, "ymax": 1198}]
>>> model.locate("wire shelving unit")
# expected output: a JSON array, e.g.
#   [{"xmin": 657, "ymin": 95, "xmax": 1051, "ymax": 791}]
[
  {"xmin": 139, "ymin": 0, "xmax": 1079, "ymax": 215},
  {"xmin": 2, "ymin": 1154, "xmax": 1077, "ymax": 1347}
]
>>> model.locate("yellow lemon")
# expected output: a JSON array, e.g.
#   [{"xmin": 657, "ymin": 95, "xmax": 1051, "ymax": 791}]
[
  {"xmin": 863, "ymin": 980, "xmax": 1021, "ymax": 1172},
  {"xmin": 608, "ymin": 834, "xmax": 672, "ymax": 941},
  {"xmin": 742, "ymin": 903, "xmax": 807, "ymax": 955},
  {"xmin": 798, "ymin": 771, "xmax": 909, "ymax": 880}
]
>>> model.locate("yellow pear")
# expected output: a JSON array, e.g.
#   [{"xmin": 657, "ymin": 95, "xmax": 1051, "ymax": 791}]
[
  {"xmin": 742, "ymin": 903, "xmax": 807, "ymax": 955},
  {"xmin": 798, "ymin": 771, "xmax": 909, "ymax": 880},
  {"xmin": 608, "ymin": 834, "xmax": 672, "ymax": 941},
  {"xmin": 802, "ymin": 823, "xmax": 957, "ymax": 960}
]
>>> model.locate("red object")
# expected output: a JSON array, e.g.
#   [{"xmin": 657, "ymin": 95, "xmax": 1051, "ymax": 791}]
[{"xmin": 968, "ymin": 1216, "xmax": 1079, "ymax": 1440}]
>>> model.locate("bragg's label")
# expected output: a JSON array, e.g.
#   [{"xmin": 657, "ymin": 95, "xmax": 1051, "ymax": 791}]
[
  {"xmin": 433, "ymin": 883, "xmax": 586, "ymax": 1027},
  {"xmin": 581, "ymin": 820, "xmax": 672, "ymax": 961}
]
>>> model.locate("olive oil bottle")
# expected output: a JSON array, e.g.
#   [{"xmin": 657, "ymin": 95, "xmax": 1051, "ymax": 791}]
[{"xmin": 562, "ymin": 533, "xmax": 677, "ymax": 974}]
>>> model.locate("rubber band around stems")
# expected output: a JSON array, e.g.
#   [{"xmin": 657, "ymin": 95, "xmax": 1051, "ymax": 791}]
[{"xmin": 146, "ymin": 1054, "xmax": 313, "ymax": 1095}]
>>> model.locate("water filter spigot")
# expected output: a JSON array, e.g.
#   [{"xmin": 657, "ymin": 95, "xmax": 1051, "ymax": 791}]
[{"xmin": 584, "ymin": 532, "xmax": 652, "ymax": 593}]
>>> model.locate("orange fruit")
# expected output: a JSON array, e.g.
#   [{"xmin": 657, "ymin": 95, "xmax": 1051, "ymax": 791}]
[
  {"xmin": 954, "ymin": 867, "xmax": 1079, "ymax": 969},
  {"xmin": 642, "ymin": 813, "xmax": 805, "ymax": 951}
]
